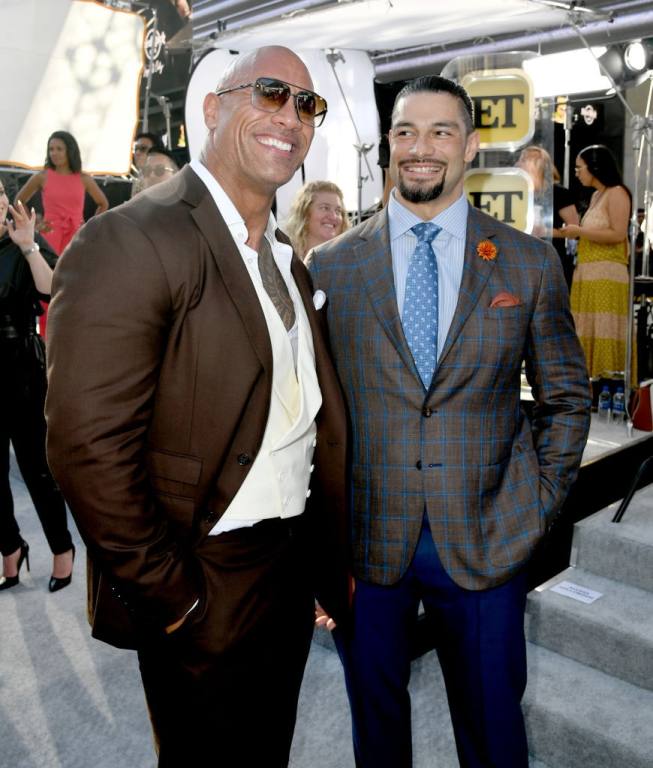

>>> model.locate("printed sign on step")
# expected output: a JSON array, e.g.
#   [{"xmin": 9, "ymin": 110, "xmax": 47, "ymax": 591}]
[{"xmin": 549, "ymin": 580, "xmax": 603, "ymax": 604}]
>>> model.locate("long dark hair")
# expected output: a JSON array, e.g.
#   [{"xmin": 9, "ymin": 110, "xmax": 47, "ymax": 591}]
[
  {"xmin": 578, "ymin": 144, "xmax": 625, "ymax": 189},
  {"xmin": 578, "ymin": 143, "xmax": 632, "ymax": 212},
  {"xmin": 45, "ymin": 131, "xmax": 82, "ymax": 173}
]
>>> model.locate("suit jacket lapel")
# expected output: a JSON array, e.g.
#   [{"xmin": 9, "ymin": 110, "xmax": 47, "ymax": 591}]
[
  {"xmin": 288, "ymin": 242, "xmax": 317, "ymax": 334},
  {"xmin": 436, "ymin": 206, "xmax": 498, "ymax": 369},
  {"xmin": 355, "ymin": 210, "xmax": 418, "ymax": 376},
  {"xmin": 289, "ymin": 238, "xmax": 336, "ymax": 383},
  {"xmin": 289, "ymin": 239, "xmax": 348, "ymax": 439},
  {"xmin": 178, "ymin": 167, "xmax": 273, "ymax": 373},
  {"xmin": 291, "ymin": 250, "xmax": 329, "ymax": 367}
]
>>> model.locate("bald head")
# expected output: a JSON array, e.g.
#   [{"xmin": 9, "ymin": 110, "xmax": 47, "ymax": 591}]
[
  {"xmin": 216, "ymin": 46, "xmax": 313, "ymax": 92},
  {"xmin": 201, "ymin": 45, "xmax": 316, "ymax": 215}
]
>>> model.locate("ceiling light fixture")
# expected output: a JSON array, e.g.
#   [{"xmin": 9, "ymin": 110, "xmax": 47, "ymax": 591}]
[{"xmin": 624, "ymin": 39, "xmax": 652, "ymax": 72}]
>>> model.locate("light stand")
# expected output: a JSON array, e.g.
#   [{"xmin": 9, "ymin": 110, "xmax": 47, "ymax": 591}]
[
  {"xmin": 634, "ymin": 75, "xmax": 653, "ymax": 278},
  {"xmin": 562, "ymin": 98, "xmax": 574, "ymax": 189},
  {"xmin": 354, "ymin": 143, "xmax": 374, "ymax": 225},
  {"xmin": 151, "ymin": 93, "xmax": 172, "ymax": 148},
  {"xmin": 325, "ymin": 49, "xmax": 375, "ymax": 224},
  {"xmin": 561, "ymin": 98, "xmax": 578, "ymax": 264},
  {"xmin": 142, "ymin": 5, "xmax": 159, "ymax": 133},
  {"xmin": 628, "ymin": 111, "xmax": 653, "ymax": 397},
  {"xmin": 114, "ymin": 0, "xmax": 160, "ymax": 133}
]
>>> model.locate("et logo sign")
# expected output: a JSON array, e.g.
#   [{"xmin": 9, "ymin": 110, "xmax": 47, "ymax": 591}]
[
  {"xmin": 465, "ymin": 169, "xmax": 534, "ymax": 233},
  {"xmin": 462, "ymin": 69, "xmax": 535, "ymax": 149}
]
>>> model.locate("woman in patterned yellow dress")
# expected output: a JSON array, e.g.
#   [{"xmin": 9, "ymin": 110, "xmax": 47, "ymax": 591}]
[{"xmin": 566, "ymin": 145, "xmax": 631, "ymax": 378}]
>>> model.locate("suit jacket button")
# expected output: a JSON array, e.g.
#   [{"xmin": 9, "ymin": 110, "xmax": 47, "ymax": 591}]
[
  {"xmin": 415, "ymin": 460, "xmax": 422, "ymax": 470},
  {"xmin": 422, "ymin": 406, "xmax": 432, "ymax": 417},
  {"xmin": 237, "ymin": 453, "xmax": 251, "ymax": 466}
]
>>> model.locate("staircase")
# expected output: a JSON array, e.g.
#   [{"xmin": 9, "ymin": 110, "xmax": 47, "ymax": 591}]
[{"xmin": 524, "ymin": 487, "xmax": 653, "ymax": 768}]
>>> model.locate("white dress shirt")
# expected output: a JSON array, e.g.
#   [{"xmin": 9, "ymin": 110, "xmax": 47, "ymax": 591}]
[{"xmin": 188, "ymin": 158, "xmax": 321, "ymax": 534}]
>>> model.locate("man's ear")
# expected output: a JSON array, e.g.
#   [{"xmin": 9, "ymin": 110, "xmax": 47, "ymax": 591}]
[
  {"xmin": 464, "ymin": 130, "xmax": 480, "ymax": 164},
  {"xmin": 203, "ymin": 92, "xmax": 219, "ymax": 130}
]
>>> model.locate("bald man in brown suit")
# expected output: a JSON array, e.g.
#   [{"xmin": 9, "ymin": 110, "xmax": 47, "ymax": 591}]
[{"xmin": 46, "ymin": 47, "xmax": 349, "ymax": 767}]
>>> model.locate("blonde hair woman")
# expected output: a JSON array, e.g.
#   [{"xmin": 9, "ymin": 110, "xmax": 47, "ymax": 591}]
[
  {"xmin": 515, "ymin": 145, "xmax": 579, "ymax": 288},
  {"xmin": 285, "ymin": 180, "xmax": 349, "ymax": 260}
]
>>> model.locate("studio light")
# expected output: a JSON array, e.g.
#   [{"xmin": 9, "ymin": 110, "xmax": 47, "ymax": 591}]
[
  {"xmin": 1, "ymin": 0, "xmax": 144, "ymax": 173},
  {"xmin": 598, "ymin": 46, "xmax": 625, "ymax": 81},
  {"xmin": 625, "ymin": 41, "xmax": 646, "ymax": 72},
  {"xmin": 523, "ymin": 47, "xmax": 611, "ymax": 97},
  {"xmin": 624, "ymin": 39, "xmax": 653, "ymax": 73},
  {"xmin": 597, "ymin": 40, "xmax": 653, "ymax": 89}
]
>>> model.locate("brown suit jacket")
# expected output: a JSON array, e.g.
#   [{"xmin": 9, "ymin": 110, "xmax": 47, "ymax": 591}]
[{"xmin": 45, "ymin": 166, "xmax": 349, "ymax": 648}]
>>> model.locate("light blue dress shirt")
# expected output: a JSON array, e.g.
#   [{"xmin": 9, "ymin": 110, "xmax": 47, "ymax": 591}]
[{"xmin": 388, "ymin": 191, "xmax": 468, "ymax": 361}]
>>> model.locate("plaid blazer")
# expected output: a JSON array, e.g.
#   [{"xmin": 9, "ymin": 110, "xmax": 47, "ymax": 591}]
[{"xmin": 309, "ymin": 204, "xmax": 591, "ymax": 591}]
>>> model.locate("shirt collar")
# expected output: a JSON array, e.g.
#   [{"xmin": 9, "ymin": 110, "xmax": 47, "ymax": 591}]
[
  {"xmin": 388, "ymin": 189, "xmax": 468, "ymax": 242},
  {"xmin": 189, "ymin": 157, "xmax": 281, "ymax": 246}
]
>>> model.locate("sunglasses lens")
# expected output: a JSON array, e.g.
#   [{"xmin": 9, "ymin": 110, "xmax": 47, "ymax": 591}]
[
  {"xmin": 298, "ymin": 92, "xmax": 327, "ymax": 126},
  {"xmin": 295, "ymin": 92, "xmax": 317, "ymax": 122},
  {"xmin": 255, "ymin": 79, "xmax": 291, "ymax": 111},
  {"xmin": 251, "ymin": 78, "xmax": 326, "ymax": 126}
]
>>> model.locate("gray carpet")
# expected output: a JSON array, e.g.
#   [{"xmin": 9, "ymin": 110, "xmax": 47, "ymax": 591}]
[{"xmin": 2, "ymin": 463, "xmax": 549, "ymax": 767}]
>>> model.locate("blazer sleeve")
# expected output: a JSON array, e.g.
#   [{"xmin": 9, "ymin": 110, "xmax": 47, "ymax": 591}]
[
  {"xmin": 45, "ymin": 211, "xmax": 199, "ymax": 629},
  {"xmin": 524, "ymin": 244, "xmax": 592, "ymax": 523}
]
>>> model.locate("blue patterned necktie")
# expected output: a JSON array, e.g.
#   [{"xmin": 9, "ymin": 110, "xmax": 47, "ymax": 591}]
[{"xmin": 402, "ymin": 222, "xmax": 441, "ymax": 388}]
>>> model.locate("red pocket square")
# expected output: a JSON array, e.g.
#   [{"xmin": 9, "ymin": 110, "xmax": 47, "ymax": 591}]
[{"xmin": 489, "ymin": 292, "xmax": 521, "ymax": 308}]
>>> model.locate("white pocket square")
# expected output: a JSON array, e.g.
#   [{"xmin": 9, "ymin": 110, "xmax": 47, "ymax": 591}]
[{"xmin": 313, "ymin": 289, "xmax": 327, "ymax": 310}]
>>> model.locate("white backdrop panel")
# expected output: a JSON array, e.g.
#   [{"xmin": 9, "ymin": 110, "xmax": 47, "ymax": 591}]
[{"xmin": 0, "ymin": 0, "xmax": 144, "ymax": 174}]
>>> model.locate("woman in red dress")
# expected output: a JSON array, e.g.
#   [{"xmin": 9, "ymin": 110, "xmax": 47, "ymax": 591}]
[{"xmin": 16, "ymin": 131, "xmax": 108, "ymax": 336}]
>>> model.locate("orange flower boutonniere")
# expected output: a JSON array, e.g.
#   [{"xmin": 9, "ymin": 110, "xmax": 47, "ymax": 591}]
[{"xmin": 477, "ymin": 240, "xmax": 497, "ymax": 261}]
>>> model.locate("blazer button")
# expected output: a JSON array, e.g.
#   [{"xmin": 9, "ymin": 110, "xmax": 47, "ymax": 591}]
[
  {"xmin": 415, "ymin": 460, "xmax": 422, "ymax": 470},
  {"xmin": 422, "ymin": 406, "xmax": 433, "ymax": 417},
  {"xmin": 237, "ymin": 453, "xmax": 251, "ymax": 466}
]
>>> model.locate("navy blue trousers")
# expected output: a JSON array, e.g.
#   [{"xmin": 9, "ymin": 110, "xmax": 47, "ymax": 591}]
[{"xmin": 336, "ymin": 518, "xmax": 529, "ymax": 768}]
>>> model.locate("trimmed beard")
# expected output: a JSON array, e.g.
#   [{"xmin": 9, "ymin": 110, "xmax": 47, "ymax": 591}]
[{"xmin": 397, "ymin": 168, "xmax": 446, "ymax": 204}]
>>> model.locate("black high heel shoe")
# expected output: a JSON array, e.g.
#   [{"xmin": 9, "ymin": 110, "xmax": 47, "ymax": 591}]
[
  {"xmin": 49, "ymin": 544, "xmax": 75, "ymax": 593},
  {"xmin": 0, "ymin": 540, "xmax": 30, "ymax": 591}
]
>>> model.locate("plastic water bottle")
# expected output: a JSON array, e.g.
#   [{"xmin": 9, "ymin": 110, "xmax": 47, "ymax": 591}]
[
  {"xmin": 612, "ymin": 386, "xmax": 626, "ymax": 425},
  {"xmin": 598, "ymin": 385, "xmax": 612, "ymax": 422}
]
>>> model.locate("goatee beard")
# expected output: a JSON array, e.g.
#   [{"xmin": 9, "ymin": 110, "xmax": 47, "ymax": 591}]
[{"xmin": 397, "ymin": 170, "xmax": 446, "ymax": 204}]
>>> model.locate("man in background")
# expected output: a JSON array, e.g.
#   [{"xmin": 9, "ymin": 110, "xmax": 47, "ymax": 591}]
[
  {"xmin": 141, "ymin": 147, "xmax": 180, "ymax": 191},
  {"xmin": 132, "ymin": 131, "xmax": 164, "ymax": 172},
  {"xmin": 131, "ymin": 131, "xmax": 164, "ymax": 196},
  {"xmin": 309, "ymin": 75, "xmax": 590, "ymax": 767},
  {"xmin": 47, "ymin": 46, "xmax": 348, "ymax": 766}
]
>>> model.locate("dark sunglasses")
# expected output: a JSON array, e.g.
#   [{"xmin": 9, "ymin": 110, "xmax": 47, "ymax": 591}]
[{"xmin": 215, "ymin": 77, "xmax": 327, "ymax": 127}]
